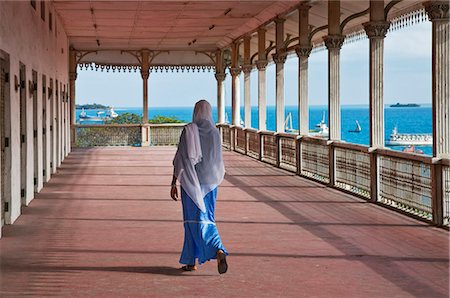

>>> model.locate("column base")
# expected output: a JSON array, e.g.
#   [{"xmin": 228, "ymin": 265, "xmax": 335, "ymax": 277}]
[{"xmin": 141, "ymin": 124, "xmax": 150, "ymax": 147}]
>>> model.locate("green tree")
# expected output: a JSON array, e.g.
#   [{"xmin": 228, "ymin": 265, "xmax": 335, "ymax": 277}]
[
  {"xmin": 108, "ymin": 113, "xmax": 142, "ymax": 124},
  {"xmin": 148, "ymin": 115, "xmax": 184, "ymax": 124}
]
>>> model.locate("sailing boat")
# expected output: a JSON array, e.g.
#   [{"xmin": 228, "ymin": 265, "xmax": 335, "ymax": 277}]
[
  {"xmin": 284, "ymin": 112, "xmax": 296, "ymax": 133},
  {"xmin": 348, "ymin": 120, "xmax": 361, "ymax": 133}
]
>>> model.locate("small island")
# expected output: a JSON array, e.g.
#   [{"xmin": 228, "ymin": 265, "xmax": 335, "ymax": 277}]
[
  {"xmin": 389, "ymin": 103, "xmax": 420, "ymax": 108},
  {"xmin": 76, "ymin": 103, "xmax": 110, "ymax": 110}
]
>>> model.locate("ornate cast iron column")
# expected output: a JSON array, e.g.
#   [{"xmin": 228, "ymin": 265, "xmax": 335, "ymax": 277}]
[
  {"xmin": 424, "ymin": 1, "xmax": 449, "ymax": 226},
  {"xmin": 140, "ymin": 50, "xmax": 150, "ymax": 146},
  {"xmin": 230, "ymin": 67, "xmax": 242, "ymax": 126},
  {"xmin": 215, "ymin": 72, "xmax": 226, "ymax": 124},
  {"xmin": 215, "ymin": 49, "xmax": 226, "ymax": 124},
  {"xmin": 325, "ymin": 0, "xmax": 344, "ymax": 141},
  {"xmin": 364, "ymin": 1, "xmax": 390, "ymax": 203},
  {"xmin": 230, "ymin": 42, "xmax": 241, "ymax": 126},
  {"xmin": 364, "ymin": 15, "xmax": 390, "ymax": 148},
  {"xmin": 257, "ymin": 28, "xmax": 268, "ymax": 131},
  {"xmin": 69, "ymin": 48, "xmax": 77, "ymax": 146},
  {"xmin": 424, "ymin": 1, "xmax": 450, "ymax": 158},
  {"xmin": 296, "ymin": 4, "xmax": 312, "ymax": 136},
  {"xmin": 140, "ymin": 50, "xmax": 150, "ymax": 125},
  {"xmin": 242, "ymin": 64, "xmax": 252, "ymax": 128},
  {"xmin": 274, "ymin": 18, "xmax": 287, "ymax": 133},
  {"xmin": 243, "ymin": 36, "xmax": 252, "ymax": 128},
  {"xmin": 256, "ymin": 60, "xmax": 268, "ymax": 131}
]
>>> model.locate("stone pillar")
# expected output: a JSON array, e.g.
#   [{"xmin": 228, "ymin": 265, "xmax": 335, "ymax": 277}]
[
  {"xmin": 296, "ymin": 4, "xmax": 312, "ymax": 136},
  {"xmin": 324, "ymin": 35, "xmax": 344, "ymax": 140},
  {"xmin": 215, "ymin": 72, "xmax": 226, "ymax": 123},
  {"xmin": 230, "ymin": 67, "xmax": 241, "ymax": 126},
  {"xmin": 274, "ymin": 18, "xmax": 287, "ymax": 133},
  {"xmin": 364, "ymin": 21, "xmax": 390, "ymax": 147},
  {"xmin": 257, "ymin": 27, "xmax": 268, "ymax": 131},
  {"xmin": 424, "ymin": 1, "xmax": 450, "ymax": 158},
  {"xmin": 69, "ymin": 49, "xmax": 77, "ymax": 146},
  {"xmin": 242, "ymin": 65, "xmax": 252, "ymax": 128}
]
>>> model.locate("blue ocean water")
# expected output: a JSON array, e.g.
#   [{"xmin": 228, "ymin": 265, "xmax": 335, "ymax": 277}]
[{"xmin": 76, "ymin": 105, "xmax": 432, "ymax": 155}]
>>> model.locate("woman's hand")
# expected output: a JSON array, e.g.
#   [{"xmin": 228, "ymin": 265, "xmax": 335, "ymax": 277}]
[{"xmin": 170, "ymin": 185, "xmax": 178, "ymax": 201}]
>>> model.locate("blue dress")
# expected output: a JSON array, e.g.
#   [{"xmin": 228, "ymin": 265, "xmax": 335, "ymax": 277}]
[{"xmin": 179, "ymin": 187, "xmax": 228, "ymax": 265}]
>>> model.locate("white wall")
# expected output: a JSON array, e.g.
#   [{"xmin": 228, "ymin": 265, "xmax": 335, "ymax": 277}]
[{"xmin": 0, "ymin": 1, "xmax": 69, "ymax": 228}]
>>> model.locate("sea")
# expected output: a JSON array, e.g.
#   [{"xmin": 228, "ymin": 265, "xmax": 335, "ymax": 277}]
[{"xmin": 76, "ymin": 104, "xmax": 433, "ymax": 155}]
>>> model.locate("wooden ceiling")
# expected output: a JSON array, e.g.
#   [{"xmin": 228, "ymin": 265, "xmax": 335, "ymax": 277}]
[{"xmin": 52, "ymin": 0, "xmax": 426, "ymax": 66}]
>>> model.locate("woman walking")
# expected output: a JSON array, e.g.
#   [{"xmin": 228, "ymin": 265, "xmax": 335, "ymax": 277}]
[{"xmin": 171, "ymin": 100, "xmax": 228, "ymax": 274}]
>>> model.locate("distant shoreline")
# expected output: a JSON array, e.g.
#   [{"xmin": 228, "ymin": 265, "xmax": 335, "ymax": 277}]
[{"xmin": 76, "ymin": 103, "xmax": 432, "ymax": 109}]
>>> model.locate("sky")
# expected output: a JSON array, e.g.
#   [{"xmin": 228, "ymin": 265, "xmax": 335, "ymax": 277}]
[{"xmin": 76, "ymin": 22, "xmax": 432, "ymax": 108}]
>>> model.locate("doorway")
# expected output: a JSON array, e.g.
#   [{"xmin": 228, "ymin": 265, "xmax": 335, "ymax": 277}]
[
  {"xmin": 42, "ymin": 75, "xmax": 47, "ymax": 182},
  {"xmin": 32, "ymin": 70, "xmax": 39, "ymax": 192},
  {"xmin": 0, "ymin": 53, "xmax": 9, "ymax": 230},
  {"xmin": 19, "ymin": 63, "xmax": 27, "ymax": 205}
]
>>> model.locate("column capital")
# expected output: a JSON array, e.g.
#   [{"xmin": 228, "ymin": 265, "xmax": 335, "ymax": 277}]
[
  {"xmin": 272, "ymin": 52, "xmax": 287, "ymax": 64},
  {"xmin": 424, "ymin": 1, "xmax": 449, "ymax": 21},
  {"xmin": 230, "ymin": 67, "xmax": 242, "ymax": 77},
  {"xmin": 323, "ymin": 35, "xmax": 345, "ymax": 50},
  {"xmin": 295, "ymin": 46, "xmax": 312, "ymax": 58},
  {"xmin": 69, "ymin": 72, "xmax": 77, "ymax": 81},
  {"xmin": 215, "ymin": 72, "xmax": 226, "ymax": 82},
  {"xmin": 256, "ymin": 60, "xmax": 268, "ymax": 71},
  {"xmin": 242, "ymin": 64, "xmax": 253, "ymax": 74},
  {"xmin": 140, "ymin": 67, "xmax": 149, "ymax": 80},
  {"xmin": 363, "ymin": 21, "xmax": 391, "ymax": 39}
]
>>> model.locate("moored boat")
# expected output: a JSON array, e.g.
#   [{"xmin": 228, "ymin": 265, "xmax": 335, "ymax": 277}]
[{"xmin": 386, "ymin": 126, "xmax": 432, "ymax": 146}]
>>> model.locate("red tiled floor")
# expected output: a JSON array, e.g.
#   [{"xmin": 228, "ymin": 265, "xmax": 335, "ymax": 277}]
[{"xmin": 0, "ymin": 147, "xmax": 448, "ymax": 297}]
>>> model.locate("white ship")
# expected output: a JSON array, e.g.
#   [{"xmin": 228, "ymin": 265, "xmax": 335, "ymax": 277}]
[{"xmin": 386, "ymin": 126, "xmax": 432, "ymax": 146}]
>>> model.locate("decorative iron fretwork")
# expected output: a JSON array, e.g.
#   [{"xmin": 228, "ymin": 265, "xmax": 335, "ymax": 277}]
[
  {"xmin": 424, "ymin": 1, "xmax": 449, "ymax": 21},
  {"xmin": 77, "ymin": 63, "xmax": 215, "ymax": 73},
  {"xmin": 363, "ymin": 21, "xmax": 391, "ymax": 39},
  {"xmin": 388, "ymin": 8, "xmax": 428, "ymax": 32}
]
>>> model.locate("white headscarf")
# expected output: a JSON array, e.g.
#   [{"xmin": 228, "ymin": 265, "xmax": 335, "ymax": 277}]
[{"xmin": 173, "ymin": 100, "xmax": 225, "ymax": 212}]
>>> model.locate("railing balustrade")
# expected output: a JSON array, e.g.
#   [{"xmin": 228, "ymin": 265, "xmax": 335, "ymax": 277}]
[
  {"xmin": 378, "ymin": 149, "xmax": 433, "ymax": 220},
  {"xmin": 301, "ymin": 136, "xmax": 330, "ymax": 183},
  {"xmin": 334, "ymin": 143, "xmax": 371, "ymax": 198},
  {"xmin": 235, "ymin": 127, "xmax": 246, "ymax": 154},
  {"xmin": 75, "ymin": 124, "xmax": 142, "ymax": 147},
  {"xmin": 217, "ymin": 123, "xmax": 450, "ymax": 228},
  {"xmin": 278, "ymin": 133, "xmax": 297, "ymax": 172},
  {"xmin": 221, "ymin": 125, "xmax": 231, "ymax": 150},
  {"xmin": 246, "ymin": 128, "xmax": 260, "ymax": 159},
  {"xmin": 442, "ymin": 161, "xmax": 450, "ymax": 226},
  {"xmin": 148, "ymin": 124, "xmax": 185, "ymax": 146},
  {"xmin": 260, "ymin": 131, "xmax": 278, "ymax": 165},
  {"xmin": 74, "ymin": 123, "xmax": 186, "ymax": 147}
]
